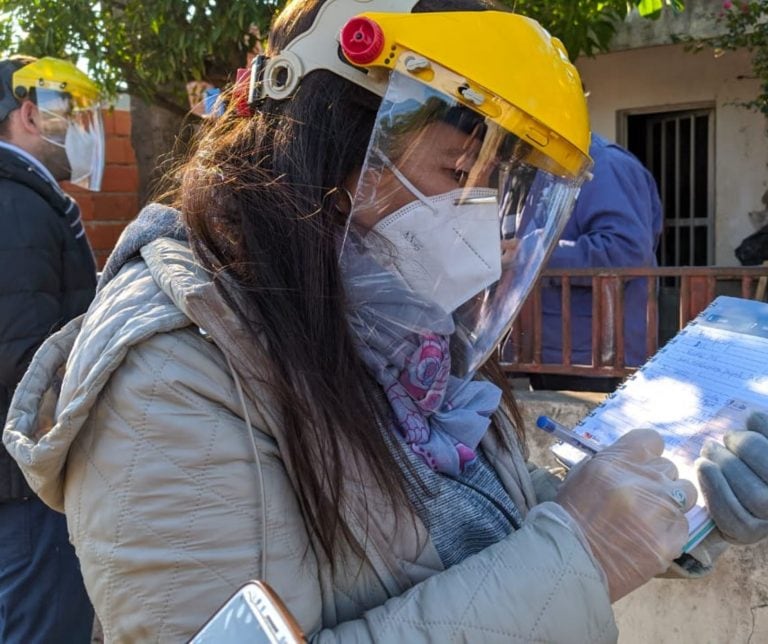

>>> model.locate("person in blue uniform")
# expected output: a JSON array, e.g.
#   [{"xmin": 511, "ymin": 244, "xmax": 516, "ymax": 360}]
[{"xmin": 530, "ymin": 133, "xmax": 663, "ymax": 392}]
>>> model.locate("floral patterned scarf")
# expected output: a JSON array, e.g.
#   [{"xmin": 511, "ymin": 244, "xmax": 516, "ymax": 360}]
[{"xmin": 341, "ymin": 234, "xmax": 501, "ymax": 477}]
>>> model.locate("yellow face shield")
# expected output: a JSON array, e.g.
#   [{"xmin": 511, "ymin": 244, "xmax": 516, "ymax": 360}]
[
  {"xmin": 250, "ymin": 1, "xmax": 593, "ymax": 376},
  {"xmin": 338, "ymin": 10, "xmax": 590, "ymax": 179},
  {"xmin": 254, "ymin": 3, "xmax": 591, "ymax": 178},
  {"xmin": 12, "ymin": 57, "xmax": 101, "ymax": 109},
  {"xmin": 12, "ymin": 58, "xmax": 105, "ymax": 191}
]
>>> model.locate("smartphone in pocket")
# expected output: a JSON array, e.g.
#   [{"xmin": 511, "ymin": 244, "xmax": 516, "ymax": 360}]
[{"xmin": 189, "ymin": 580, "xmax": 305, "ymax": 643}]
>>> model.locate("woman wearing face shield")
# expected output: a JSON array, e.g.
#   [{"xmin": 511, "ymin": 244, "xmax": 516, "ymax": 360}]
[{"xmin": 3, "ymin": 1, "xmax": 720, "ymax": 642}]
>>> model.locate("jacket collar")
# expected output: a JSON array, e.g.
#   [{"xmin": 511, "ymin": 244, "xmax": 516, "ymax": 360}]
[
  {"xmin": 0, "ymin": 142, "xmax": 69, "ymax": 214},
  {"xmin": 0, "ymin": 140, "xmax": 58, "ymax": 184}
]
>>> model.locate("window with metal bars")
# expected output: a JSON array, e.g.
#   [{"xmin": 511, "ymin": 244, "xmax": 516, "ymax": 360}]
[{"xmin": 626, "ymin": 108, "xmax": 715, "ymax": 267}]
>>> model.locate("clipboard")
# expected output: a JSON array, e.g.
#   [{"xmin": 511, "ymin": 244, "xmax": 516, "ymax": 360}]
[{"xmin": 552, "ymin": 296, "xmax": 768, "ymax": 551}]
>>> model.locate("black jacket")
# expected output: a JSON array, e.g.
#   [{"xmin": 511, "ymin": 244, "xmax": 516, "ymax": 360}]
[{"xmin": 0, "ymin": 144, "xmax": 96, "ymax": 500}]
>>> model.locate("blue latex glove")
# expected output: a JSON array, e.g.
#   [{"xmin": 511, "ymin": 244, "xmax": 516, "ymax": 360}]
[{"xmin": 697, "ymin": 411, "xmax": 768, "ymax": 544}]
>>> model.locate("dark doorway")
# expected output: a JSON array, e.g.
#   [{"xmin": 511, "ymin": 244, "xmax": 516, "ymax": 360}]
[{"xmin": 624, "ymin": 108, "xmax": 715, "ymax": 344}]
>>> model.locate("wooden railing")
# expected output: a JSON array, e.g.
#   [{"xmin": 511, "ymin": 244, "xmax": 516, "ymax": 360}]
[{"xmin": 500, "ymin": 265, "xmax": 768, "ymax": 378}]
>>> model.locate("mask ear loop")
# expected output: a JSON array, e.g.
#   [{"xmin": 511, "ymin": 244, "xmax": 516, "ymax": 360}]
[
  {"xmin": 335, "ymin": 187, "xmax": 354, "ymax": 215},
  {"xmin": 336, "ymin": 186, "xmax": 358, "ymax": 265},
  {"xmin": 372, "ymin": 148, "xmax": 438, "ymax": 215}
]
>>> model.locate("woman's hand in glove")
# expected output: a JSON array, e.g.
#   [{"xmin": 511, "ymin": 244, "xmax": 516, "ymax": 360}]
[
  {"xmin": 556, "ymin": 428, "xmax": 697, "ymax": 603},
  {"xmin": 697, "ymin": 411, "xmax": 768, "ymax": 544}
]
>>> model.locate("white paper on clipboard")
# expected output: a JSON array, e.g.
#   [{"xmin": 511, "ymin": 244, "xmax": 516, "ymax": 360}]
[{"xmin": 552, "ymin": 296, "xmax": 768, "ymax": 551}]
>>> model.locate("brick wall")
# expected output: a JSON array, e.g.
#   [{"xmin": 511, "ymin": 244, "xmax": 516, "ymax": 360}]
[{"xmin": 64, "ymin": 108, "xmax": 139, "ymax": 268}]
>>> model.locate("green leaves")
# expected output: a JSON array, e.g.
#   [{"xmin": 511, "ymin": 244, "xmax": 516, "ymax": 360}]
[
  {"xmin": 687, "ymin": 1, "xmax": 768, "ymax": 119},
  {"xmin": 635, "ymin": 0, "xmax": 685, "ymax": 19},
  {"xmin": 504, "ymin": 0, "xmax": 686, "ymax": 60},
  {"xmin": 0, "ymin": 0, "xmax": 282, "ymax": 112},
  {"xmin": 0, "ymin": 0, "xmax": 688, "ymax": 111},
  {"xmin": 636, "ymin": 0, "xmax": 665, "ymax": 18}
]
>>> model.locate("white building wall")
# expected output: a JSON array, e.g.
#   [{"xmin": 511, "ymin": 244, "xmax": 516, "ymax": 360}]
[{"xmin": 576, "ymin": 44, "xmax": 768, "ymax": 265}]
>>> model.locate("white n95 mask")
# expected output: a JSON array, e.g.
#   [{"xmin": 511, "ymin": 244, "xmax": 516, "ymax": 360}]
[
  {"xmin": 39, "ymin": 103, "xmax": 105, "ymax": 191},
  {"xmin": 65, "ymin": 123, "xmax": 94, "ymax": 183},
  {"xmin": 64, "ymin": 120, "xmax": 105, "ymax": 190},
  {"xmin": 366, "ymin": 155, "xmax": 501, "ymax": 313}
]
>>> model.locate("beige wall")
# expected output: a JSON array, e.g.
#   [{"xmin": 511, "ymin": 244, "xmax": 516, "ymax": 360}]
[{"xmin": 576, "ymin": 44, "xmax": 768, "ymax": 265}]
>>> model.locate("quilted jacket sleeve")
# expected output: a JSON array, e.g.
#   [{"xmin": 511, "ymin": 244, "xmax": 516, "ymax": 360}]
[
  {"xmin": 7, "ymin": 320, "xmax": 615, "ymax": 643},
  {"xmin": 122, "ymin": 333, "xmax": 614, "ymax": 643},
  {"xmin": 317, "ymin": 505, "xmax": 617, "ymax": 643}
]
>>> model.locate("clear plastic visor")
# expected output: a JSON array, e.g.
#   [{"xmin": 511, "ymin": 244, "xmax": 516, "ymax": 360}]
[
  {"xmin": 36, "ymin": 88, "xmax": 105, "ymax": 191},
  {"xmin": 341, "ymin": 72, "xmax": 582, "ymax": 377},
  {"xmin": 342, "ymin": 70, "xmax": 589, "ymax": 377}
]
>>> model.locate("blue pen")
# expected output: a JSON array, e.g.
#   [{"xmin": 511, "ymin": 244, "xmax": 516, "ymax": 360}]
[{"xmin": 535, "ymin": 415, "xmax": 599, "ymax": 456}]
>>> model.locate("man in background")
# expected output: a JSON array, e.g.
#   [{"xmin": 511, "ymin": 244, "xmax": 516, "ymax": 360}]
[
  {"xmin": 0, "ymin": 55, "xmax": 103, "ymax": 642},
  {"xmin": 530, "ymin": 133, "xmax": 663, "ymax": 392}
]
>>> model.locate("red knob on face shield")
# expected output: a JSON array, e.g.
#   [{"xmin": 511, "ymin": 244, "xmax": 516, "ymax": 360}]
[
  {"xmin": 340, "ymin": 17, "xmax": 385, "ymax": 65},
  {"xmin": 233, "ymin": 68, "xmax": 252, "ymax": 117}
]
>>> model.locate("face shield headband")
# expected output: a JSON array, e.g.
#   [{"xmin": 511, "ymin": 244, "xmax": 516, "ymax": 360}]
[
  {"xmin": 341, "ymin": 67, "xmax": 589, "ymax": 378},
  {"xmin": 36, "ymin": 88, "xmax": 105, "ymax": 191}
]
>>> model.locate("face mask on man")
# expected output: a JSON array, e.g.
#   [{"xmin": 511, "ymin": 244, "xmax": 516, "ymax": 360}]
[
  {"xmin": 64, "ymin": 122, "xmax": 96, "ymax": 185},
  {"xmin": 364, "ymin": 150, "xmax": 502, "ymax": 314},
  {"xmin": 39, "ymin": 107, "xmax": 103, "ymax": 191}
]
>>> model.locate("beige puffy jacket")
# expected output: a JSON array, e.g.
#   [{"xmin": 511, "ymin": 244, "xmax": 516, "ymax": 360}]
[{"xmin": 4, "ymin": 238, "xmax": 617, "ymax": 642}]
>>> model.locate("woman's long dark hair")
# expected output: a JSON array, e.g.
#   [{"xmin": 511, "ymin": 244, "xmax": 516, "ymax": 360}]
[{"xmin": 171, "ymin": 0, "xmax": 524, "ymax": 566}]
